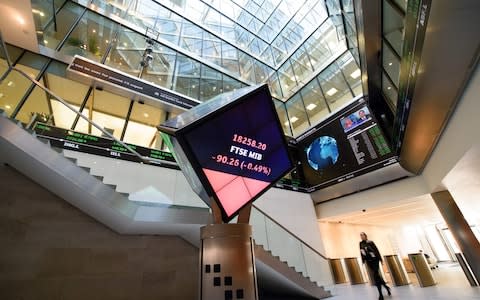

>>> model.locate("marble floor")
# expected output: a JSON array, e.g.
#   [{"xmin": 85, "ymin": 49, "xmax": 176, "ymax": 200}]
[{"xmin": 328, "ymin": 263, "xmax": 480, "ymax": 300}]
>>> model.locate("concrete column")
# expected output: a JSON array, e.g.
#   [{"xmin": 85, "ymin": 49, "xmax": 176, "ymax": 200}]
[{"xmin": 431, "ymin": 190, "xmax": 480, "ymax": 283}]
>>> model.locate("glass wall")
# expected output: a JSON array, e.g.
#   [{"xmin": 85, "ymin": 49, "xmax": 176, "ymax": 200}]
[
  {"xmin": 3, "ymin": 49, "xmax": 174, "ymax": 152},
  {"xmin": 19, "ymin": 0, "xmax": 363, "ymax": 139},
  {"xmin": 0, "ymin": 52, "xmax": 49, "ymax": 118},
  {"xmin": 381, "ymin": 0, "xmax": 405, "ymax": 109},
  {"xmin": 281, "ymin": 50, "xmax": 361, "ymax": 136}
]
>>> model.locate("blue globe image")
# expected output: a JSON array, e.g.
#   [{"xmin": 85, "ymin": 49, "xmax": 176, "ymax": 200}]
[{"xmin": 305, "ymin": 136, "xmax": 339, "ymax": 170}]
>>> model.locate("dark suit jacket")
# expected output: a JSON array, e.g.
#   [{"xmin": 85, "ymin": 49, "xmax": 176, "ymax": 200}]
[{"xmin": 359, "ymin": 240, "xmax": 382, "ymax": 264}]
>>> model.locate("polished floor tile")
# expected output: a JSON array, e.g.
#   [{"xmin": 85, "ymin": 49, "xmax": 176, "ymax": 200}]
[{"xmin": 328, "ymin": 263, "xmax": 480, "ymax": 300}]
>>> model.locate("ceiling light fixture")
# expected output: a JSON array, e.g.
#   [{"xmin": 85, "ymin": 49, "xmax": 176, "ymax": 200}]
[
  {"xmin": 306, "ymin": 103, "xmax": 317, "ymax": 110},
  {"xmin": 326, "ymin": 87, "xmax": 338, "ymax": 96},
  {"xmin": 290, "ymin": 116, "xmax": 299, "ymax": 123},
  {"xmin": 350, "ymin": 69, "xmax": 361, "ymax": 79}
]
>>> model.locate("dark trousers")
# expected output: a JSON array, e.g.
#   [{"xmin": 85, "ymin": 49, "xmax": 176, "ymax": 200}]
[{"xmin": 367, "ymin": 259, "xmax": 386, "ymax": 288}]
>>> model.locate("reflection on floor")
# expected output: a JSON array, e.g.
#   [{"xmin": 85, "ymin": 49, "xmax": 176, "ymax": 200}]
[{"xmin": 329, "ymin": 263, "xmax": 480, "ymax": 300}]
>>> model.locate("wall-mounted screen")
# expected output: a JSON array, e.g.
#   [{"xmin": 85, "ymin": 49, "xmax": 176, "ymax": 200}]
[{"xmin": 298, "ymin": 99, "xmax": 397, "ymax": 189}]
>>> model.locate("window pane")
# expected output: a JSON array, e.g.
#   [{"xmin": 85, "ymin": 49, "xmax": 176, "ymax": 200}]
[
  {"xmin": 277, "ymin": 61, "xmax": 297, "ymax": 98},
  {"xmin": 105, "ymin": 28, "xmax": 145, "ymax": 77},
  {"xmin": 383, "ymin": 41, "xmax": 401, "ymax": 88},
  {"xmin": 0, "ymin": 52, "xmax": 49, "ymax": 118},
  {"xmin": 123, "ymin": 102, "xmax": 166, "ymax": 149},
  {"xmin": 16, "ymin": 86, "xmax": 51, "ymax": 124},
  {"xmin": 382, "ymin": 72, "xmax": 398, "ymax": 109},
  {"xmin": 43, "ymin": 61, "xmax": 90, "ymax": 129},
  {"xmin": 318, "ymin": 61, "xmax": 353, "ymax": 112},
  {"xmin": 40, "ymin": 2, "xmax": 84, "ymax": 49},
  {"xmin": 286, "ymin": 94, "xmax": 309, "ymax": 137},
  {"xmin": 31, "ymin": 0, "xmax": 67, "ymax": 30},
  {"xmin": 200, "ymin": 65, "xmax": 222, "ymax": 101},
  {"xmin": 74, "ymin": 89, "xmax": 130, "ymax": 140},
  {"xmin": 337, "ymin": 52, "xmax": 362, "ymax": 96},
  {"xmin": 274, "ymin": 99, "xmax": 292, "ymax": 136},
  {"xmin": 301, "ymin": 80, "xmax": 329, "ymax": 125},
  {"xmin": 383, "ymin": 0, "xmax": 404, "ymax": 56},
  {"xmin": 60, "ymin": 10, "xmax": 117, "ymax": 62},
  {"xmin": 174, "ymin": 54, "xmax": 200, "ymax": 99},
  {"xmin": 141, "ymin": 43, "xmax": 177, "ymax": 90}
]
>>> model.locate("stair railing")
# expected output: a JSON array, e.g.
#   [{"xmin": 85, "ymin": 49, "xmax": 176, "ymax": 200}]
[
  {"xmin": 250, "ymin": 204, "xmax": 332, "ymax": 286},
  {"xmin": 0, "ymin": 30, "xmax": 173, "ymax": 166}
]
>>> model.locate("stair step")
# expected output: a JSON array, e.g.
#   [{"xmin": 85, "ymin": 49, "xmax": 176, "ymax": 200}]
[
  {"xmin": 104, "ymin": 183, "xmax": 117, "ymax": 191},
  {"xmin": 37, "ymin": 137, "xmax": 51, "ymax": 146},
  {"xmin": 64, "ymin": 157, "xmax": 77, "ymax": 164},
  {"xmin": 92, "ymin": 175, "xmax": 104, "ymax": 181},
  {"xmin": 79, "ymin": 166, "xmax": 91, "ymax": 173},
  {"xmin": 50, "ymin": 146, "xmax": 63, "ymax": 154}
]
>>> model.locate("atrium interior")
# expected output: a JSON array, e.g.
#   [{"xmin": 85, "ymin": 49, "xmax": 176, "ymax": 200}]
[{"xmin": 0, "ymin": 0, "xmax": 479, "ymax": 299}]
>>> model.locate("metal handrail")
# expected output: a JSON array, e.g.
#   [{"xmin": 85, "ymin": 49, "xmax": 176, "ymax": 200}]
[
  {"xmin": 252, "ymin": 204, "xmax": 329, "ymax": 260},
  {"xmin": 11, "ymin": 67, "xmax": 177, "ymax": 166},
  {"xmin": 1, "ymin": 31, "xmax": 175, "ymax": 166}
]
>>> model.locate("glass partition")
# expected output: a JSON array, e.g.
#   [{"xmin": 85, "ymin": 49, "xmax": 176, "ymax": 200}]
[
  {"xmin": 0, "ymin": 52, "xmax": 49, "ymax": 118},
  {"xmin": 39, "ymin": 2, "xmax": 85, "ymax": 50},
  {"xmin": 250, "ymin": 206, "xmax": 331, "ymax": 285}
]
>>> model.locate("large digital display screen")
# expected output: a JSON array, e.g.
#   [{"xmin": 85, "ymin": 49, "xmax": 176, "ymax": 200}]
[
  {"xmin": 160, "ymin": 85, "xmax": 293, "ymax": 222},
  {"xmin": 298, "ymin": 99, "xmax": 397, "ymax": 189}
]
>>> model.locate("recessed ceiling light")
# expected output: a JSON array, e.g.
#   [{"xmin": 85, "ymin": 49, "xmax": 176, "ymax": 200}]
[
  {"xmin": 387, "ymin": 86, "xmax": 391, "ymax": 90},
  {"xmin": 5, "ymin": 105, "xmax": 11, "ymax": 109},
  {"xmin": 284, "ymin": 121, "xmax": 290, "ymax": 126},
  {"xmin": 388, "ymin": 62, "xmax": 393, "ymax": 66},
  {"xmin": 192, "ymin": 85, "xmax": 196, "ymax": 88},
  {"xmin": 123, "ymin": 42, "xmax": 127, "ymax": 47},
  {"xmin": 92, "ymin": 29, "xmax": 96, "ymax": 33},
  {"xmin": 306, "ymin": 103, "xmax": 317, "ymax": 111},
  {"xmin": 326, "ymin": 88, "xmax": 338, "ymax": 96},
  {"xmin": 143, "ymin": 113, "xmax": 149, "ymax": 118},
  {"xmin": 212, "ymin": 86, "xmax": 216, "ymax": 91},
  {"xmin": 7, "ymin": 81, "xmax": 14, "ymax": 87},
  {"xmin": 43, "ymin": 40, "xmax": 48, "ymax": 44},
  {"xmin": 350, "ymin": 69, "xmax": 361, "ymax": 79},
  {"xmin": 290, "ymin": 116, "xmax": 299, "ymax": 123}
]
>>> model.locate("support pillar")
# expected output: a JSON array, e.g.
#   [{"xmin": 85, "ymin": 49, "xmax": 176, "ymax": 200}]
[
  {"xmin": 199, "ymin": 224, "xmax": 258, "ymax": 300},
  {"xmin": 431, "ymin": 190, "xmax": 480, "ymax": 283}
]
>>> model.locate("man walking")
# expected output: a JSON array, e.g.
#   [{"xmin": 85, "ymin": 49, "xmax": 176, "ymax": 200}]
[{"xmin": 359, "ymin": 232, "xmax": 391, "ymax": 300}]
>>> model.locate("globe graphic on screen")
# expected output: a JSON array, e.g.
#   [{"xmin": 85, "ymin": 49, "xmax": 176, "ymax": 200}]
[{"xmin": 305, "ymin": 136, "xmax": 339, "ymax": 171}]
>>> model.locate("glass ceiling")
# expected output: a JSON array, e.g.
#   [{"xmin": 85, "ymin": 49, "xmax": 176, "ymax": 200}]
[{"xmin": 30, "ymin": 0, "xmax": 361, "ymax": 137}]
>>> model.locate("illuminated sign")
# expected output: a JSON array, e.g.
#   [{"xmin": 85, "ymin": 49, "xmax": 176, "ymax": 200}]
[
  {"xmin": 159, "ymin": 84, "xmax": 293, "ymax": 222},
  {"xmin": 297, "ymin": 99, "xmax": 397, "ymax": 189},
  {"xmin": 33, "ymin": 123, "xmax": 176, "ymax": 166},
  {"xmin": 67, "ymin": 56, "xmax": 201, "ymax": 112}
]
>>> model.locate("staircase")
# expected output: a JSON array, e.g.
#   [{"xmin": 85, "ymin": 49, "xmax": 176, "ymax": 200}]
[{"xmin": 0, "ymin": 111, "xmax": 331, "ymax": 299}]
